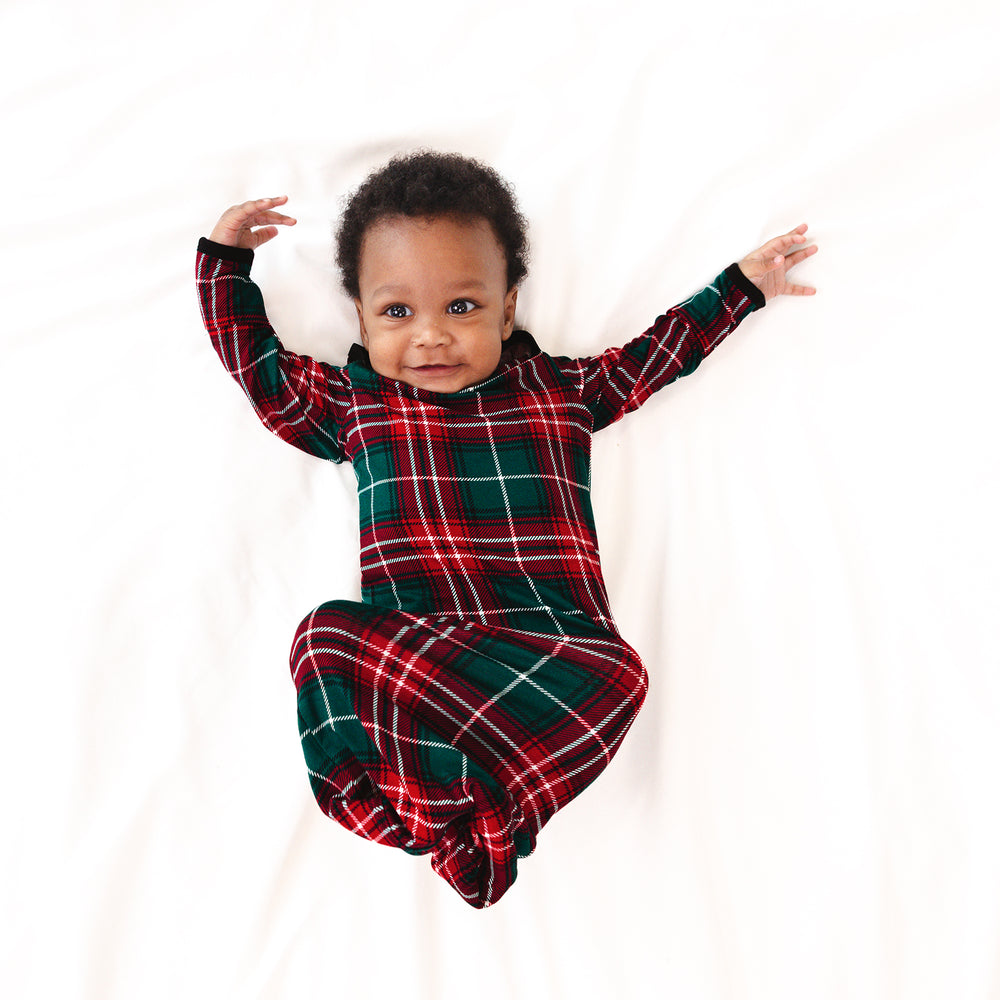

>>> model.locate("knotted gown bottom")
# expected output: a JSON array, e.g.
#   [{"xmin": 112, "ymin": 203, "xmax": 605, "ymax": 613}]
[{"xmin": 290, "ymin": 599, "xmax": 648, "ymax": 908}]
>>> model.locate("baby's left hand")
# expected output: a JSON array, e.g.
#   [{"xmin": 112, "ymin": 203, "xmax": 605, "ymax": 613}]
[{"xmin": 739, "ymin": 224, "xmax": 818, "ymax": 301}]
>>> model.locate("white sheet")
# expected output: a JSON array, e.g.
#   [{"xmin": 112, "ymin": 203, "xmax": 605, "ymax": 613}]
[{"xmin": 4, "ymin": 0, "xmax": 999, "ymax": 996}]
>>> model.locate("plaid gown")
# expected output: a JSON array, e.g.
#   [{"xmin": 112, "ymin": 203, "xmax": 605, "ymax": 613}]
[{"xmin": 196, "ymin": 239, "xmax": 764, "ymax": 907}]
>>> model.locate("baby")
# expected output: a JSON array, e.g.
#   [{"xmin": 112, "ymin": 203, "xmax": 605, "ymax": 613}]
[{"xmin": 196, "ymin": 151, "xmax": 816, "ymax": 908}]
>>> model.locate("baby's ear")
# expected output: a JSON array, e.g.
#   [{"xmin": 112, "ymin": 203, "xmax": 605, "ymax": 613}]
[
  {"xmin": 502, "ymin": 286, "xmax": 518, "ymax": 340},
  {"xmin": 354, "ymin": 299, "xmax": 369, "ymax": 346}
]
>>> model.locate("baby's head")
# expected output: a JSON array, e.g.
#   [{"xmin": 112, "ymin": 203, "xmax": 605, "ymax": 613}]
[
  {"xmin": 336, "ymin": 151, "xmax": 530, "ymax": 393},
  {"xmin": 336, "ymin": 151, "xmax": 529, "ymax": 299}
]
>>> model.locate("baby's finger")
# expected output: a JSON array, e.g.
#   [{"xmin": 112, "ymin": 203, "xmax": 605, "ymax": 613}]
[
  {"xmin": 783, "ymin": 244, "xmax": 818, "ymax": 269},
  {"xmin": 778, "ymin": 223, "xmax": 809, "ymax": 241},
  {"xmin": 245, "ymin": 195, "xmax": 288, "ymax": 210},
  {"xmin": 252, "ymin": 225, "xmax": 281, "ymax": 247},
  {"xmin": 768, "ymin": 230, "xmax": 808, "ymax": 256},
  {"xmin": 229, "ymin": 196, "xmax": 293, "ymax": 223},
  {"xmin": 257, "ymin": 209, "xmax": 297, "ymax": 226}
]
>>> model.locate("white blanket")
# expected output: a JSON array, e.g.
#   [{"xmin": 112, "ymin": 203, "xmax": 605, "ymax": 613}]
[{"xmin": 4, "ymin": 0, "xmax": 999, "ymax": 996}]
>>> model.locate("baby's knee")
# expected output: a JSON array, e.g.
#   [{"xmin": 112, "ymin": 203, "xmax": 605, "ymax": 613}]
[
  {"xmin": 289, "ymin": 600, "xmax": 366, "ymax": 677},
  {"xmin": 294, "ymin": 598, "xmax": 365, "ymax": 637}
]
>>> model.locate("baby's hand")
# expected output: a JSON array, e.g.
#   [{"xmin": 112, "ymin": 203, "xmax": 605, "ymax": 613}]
[
  {"xmin": 209, "ymin": 196, "xmax": 297, "ymax": 250},
  {"xmin": 738, "ymin": 224, "xmax": 818, "ymax": 301}
]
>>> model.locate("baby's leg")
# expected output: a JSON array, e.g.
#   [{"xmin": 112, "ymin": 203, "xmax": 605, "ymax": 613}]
[{"xmin": 289, "ymin": 600, "xmax": 647, "ymax": 907}]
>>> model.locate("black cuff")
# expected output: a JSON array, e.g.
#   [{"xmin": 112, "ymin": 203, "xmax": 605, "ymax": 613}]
[
  {"xmin": 198, "ymin": 237, "xmax": 255, "ymax": 267},
  {"xmin": 725, "ymin": 262, "xmax": 766, "ymax": 310}
]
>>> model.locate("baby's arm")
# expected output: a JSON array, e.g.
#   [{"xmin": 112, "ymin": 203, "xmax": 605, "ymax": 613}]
[
  {"xmin": 573, "ymin": 225, "xmax": 817, "ymax": 429},
  {"xmin": 197, "ymin": 198, "xmax": 349, "ymax": 462}
]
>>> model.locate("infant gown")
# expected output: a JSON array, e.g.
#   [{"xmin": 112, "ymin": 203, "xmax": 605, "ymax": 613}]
[{"xmin": 196, "ymin": 237, "xmax": 764, "ymax": 907}]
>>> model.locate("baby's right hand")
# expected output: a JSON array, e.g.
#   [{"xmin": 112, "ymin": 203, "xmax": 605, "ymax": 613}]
[{"xmin": 209, "ymin": 196, "xmax": 297, "ymax": 249}]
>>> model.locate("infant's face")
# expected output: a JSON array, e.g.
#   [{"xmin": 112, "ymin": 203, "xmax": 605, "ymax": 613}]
[{"xmin": 354, "ymin": 214, "xmax": 517, "ymax": 393}]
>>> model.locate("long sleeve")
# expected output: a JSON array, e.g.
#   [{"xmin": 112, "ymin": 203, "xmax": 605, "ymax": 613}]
[
  {"xmin": 570, "ymin": 263, "xmax": 766, "ymax": 432},
  {"xmin": 196, "ymin": 239, "xmax": 352, "ymax": 462}
]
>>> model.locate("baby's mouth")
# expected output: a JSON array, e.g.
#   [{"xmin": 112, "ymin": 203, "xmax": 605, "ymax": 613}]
[{"xmin": 414, "ymin": 363, "xmax": 460, "ymax": 374}]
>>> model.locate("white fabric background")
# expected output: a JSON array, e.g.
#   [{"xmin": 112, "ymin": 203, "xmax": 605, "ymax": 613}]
[{"xmin": 3, "ymin": 0, "xmax": 999, "ymax": 997}]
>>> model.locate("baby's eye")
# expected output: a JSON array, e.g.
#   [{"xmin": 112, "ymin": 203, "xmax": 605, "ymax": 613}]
[
  {"xmin": 384, "ymin": 304, "xmax": 412, "ymax": 319},
  {"xmin": 447, "ymin": 299, "xmax": 477, "ymax": 315}
]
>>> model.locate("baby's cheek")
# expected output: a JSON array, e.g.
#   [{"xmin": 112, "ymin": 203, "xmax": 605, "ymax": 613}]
[{"xmin": 366, "ymin": 344, "xmax": 397, "ymax": 378}]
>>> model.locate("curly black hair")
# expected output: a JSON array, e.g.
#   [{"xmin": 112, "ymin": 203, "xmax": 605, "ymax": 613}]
[{"xmin": 335, "ymin": 150, "xmax": 530, "ymax": 298}]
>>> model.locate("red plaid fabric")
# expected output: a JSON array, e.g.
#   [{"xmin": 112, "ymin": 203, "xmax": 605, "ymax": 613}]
[
  {"xmin": 197, "ymin": 238, "xmax": 764, "ymax": 906},
  {"xmin": 292, "ymin": 601, "xmax": 647, "ymax": 906}
]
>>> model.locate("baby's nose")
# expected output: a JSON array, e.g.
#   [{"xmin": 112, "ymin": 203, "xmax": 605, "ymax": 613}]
[{"xmin": 411, "ymin": 318, "xmax": 450, "ymax": 346}]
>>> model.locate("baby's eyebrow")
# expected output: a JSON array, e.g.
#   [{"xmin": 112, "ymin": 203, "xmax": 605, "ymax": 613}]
[
  {"xmin": 370, "ymin": 284, "xmax": 409, "ymax": 299},
  {"xmin": 370, "ymin": 279, "xmax": 489, "ymax": 299},
  {"xmin": 446, "ymin": 279, "xmax": 488, "ymax": 289}
]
